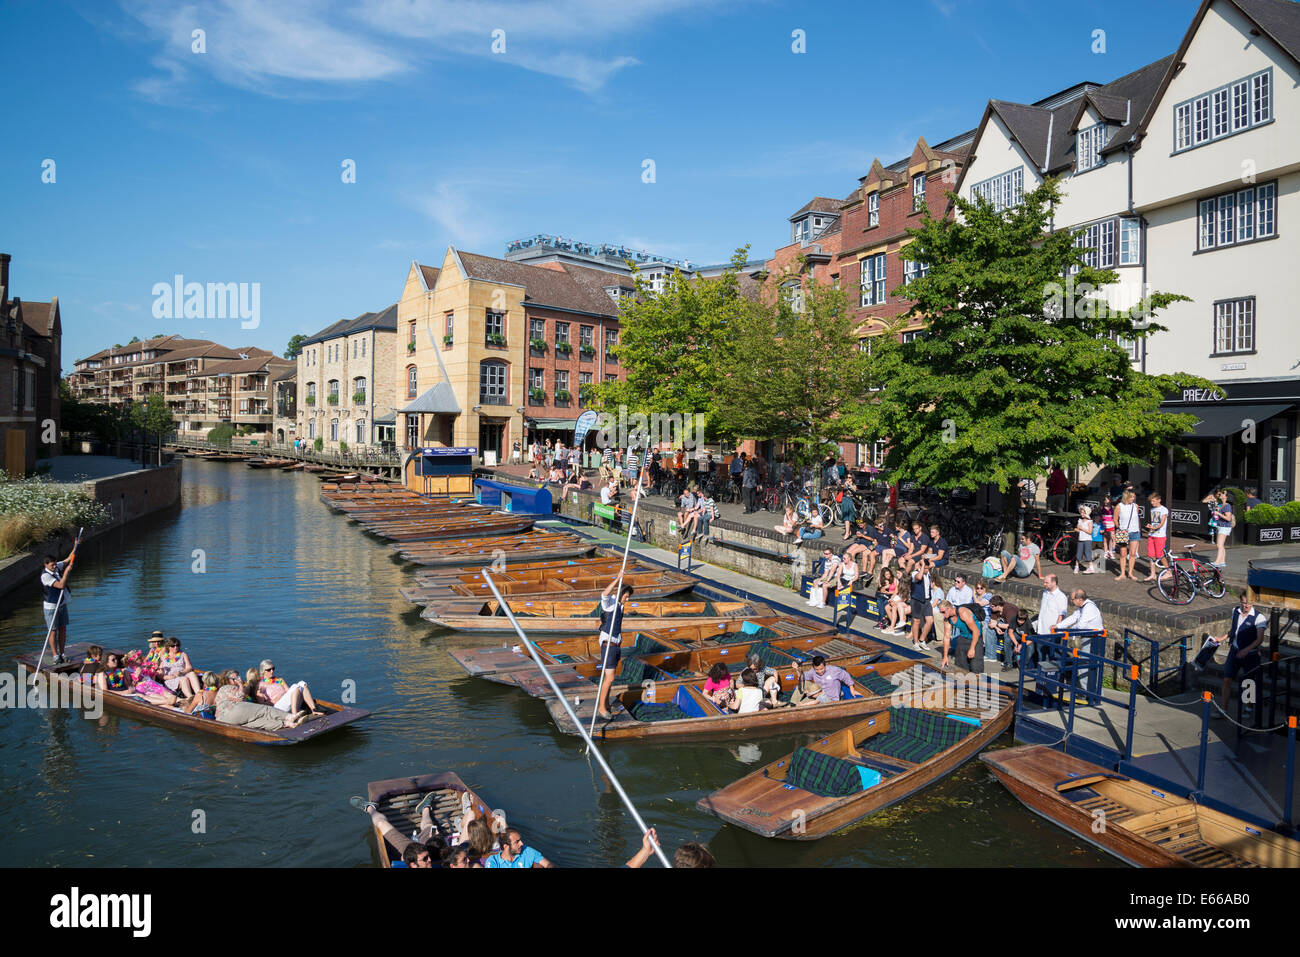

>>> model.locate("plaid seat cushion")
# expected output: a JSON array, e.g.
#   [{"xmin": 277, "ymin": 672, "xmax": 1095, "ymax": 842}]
[
  {"xmin": 630, "ymin": 701, "xmax": 688, "ymax": 722},
  {"xmin": 746, "ymin": 642, "xmax": 796, "ymax": 670},
  {"xmin": 863, "ymin": 707, "xmax": 977, "ymax": 763},
  {"xmin": 784, "ymin": 746, "xmax": 864, "ymax": 798},
  {"xmin": 857, "ymin": 672, "xmax": 898, "ymax": 697},
  {"xmin": 616, "ymin": 658, "xmax": 648, "ymax": 685},
  {"xmin": 630, "ymin": 633, "xmax": 667, "ymax": 655},
  {"xmin": 716, "ymin": 625, "xmax": 778, "ymax": 645}
]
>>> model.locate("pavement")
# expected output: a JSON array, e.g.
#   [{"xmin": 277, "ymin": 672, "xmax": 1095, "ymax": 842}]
[{"xmin": 43, "ymin": 455, "xmax": 146, "ymax": 482}]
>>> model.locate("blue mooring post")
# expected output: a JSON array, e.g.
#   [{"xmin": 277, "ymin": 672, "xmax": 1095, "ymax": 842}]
[
  {"xmin": 1015, "ymin": 640, "xmax": 1029, "ymax": 713},
  {"xmin": 1196, "ymin": 691, "xmax": 1213, "ymax": 795},
  {"xmin": 1286, "ymin": 716, "xmax": 1297, "ymax": 829},
  {"xmin": 1125, "ymin": 665, "xmax": 1139, "ymax": 762}
]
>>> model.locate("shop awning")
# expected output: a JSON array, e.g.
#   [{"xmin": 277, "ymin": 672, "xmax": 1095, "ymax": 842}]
[
  {"xmin": 527, "ymin": 418, "xmax": 577, "ymax": 431},
  {"xmin": 1170, "ymin": 403, "xmax": 1290, "ymax": 439}
]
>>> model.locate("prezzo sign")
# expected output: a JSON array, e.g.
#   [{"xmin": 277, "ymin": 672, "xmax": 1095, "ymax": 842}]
[
  {"xmin": 1292, "ymin": 526, "xmax": 1300, "ymax": 542},
  {"xmin": 1181, "ymin": 387, "xmax": 1226, "ymax": 403},
  {"xmin": 1259, "ymin": 528, "xmax": 1284, "ymax": 542},
  {"xmin": 1171, "ymin": 509, "xmax": 1202, "ymax": 524}
]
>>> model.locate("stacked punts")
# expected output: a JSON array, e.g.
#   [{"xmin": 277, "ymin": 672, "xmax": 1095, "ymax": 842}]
[
  {"xmin": 982, "ymin": 745, "xmax": 1300, "ymax": 868},
  {"xmin": 403, "ymin": 564, "xmax": 697, "ymax": 615},
  {"xmin": 426, "ymin": 596, "xmax": 765, "ymax": 634},
  {"xmin": 246, "ymin": 457, "xmax": 294, "ymax": 469},
  {"xmin": 17, "ymin": 643, "xmax": 369, "ymax": 746},
  {"xmin": 697, "ymin": 685, "xmax": 1014, "ymax": 838},
  {"xmin": 394, "ymin": 531, "xmax": 594, "ymax": 568}
]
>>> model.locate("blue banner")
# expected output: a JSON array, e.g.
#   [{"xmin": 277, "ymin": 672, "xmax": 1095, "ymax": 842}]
[{"xmin": 574, "ymin": 410, "xmax": 599, "ymax": 447}]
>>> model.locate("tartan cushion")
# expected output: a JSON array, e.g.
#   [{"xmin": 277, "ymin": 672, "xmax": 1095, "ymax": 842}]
[
  {"xmin": 856, "ymin": 672, "xmax": 898, "ymax": 697},
  {"xmin": 616, "ymin": 658, "xmax": 647, "ymax": 685},
  {"xmin": 784, "ymin": 747, "xmax": 864, "ymax": 798},
  {"xmin": 630, "ymin": 701, "xmax": 688, "ymax": 722},
  {"xmin": 630, "ymin": 633, "xmax": 667, "ymax": 655},
  {"xmin": 717, "ymin": 625, "xmax": 778, "ymax": 645},
  {"xmin": 863, "ymin": 707, "xmax": 977, "ymax": 762}
]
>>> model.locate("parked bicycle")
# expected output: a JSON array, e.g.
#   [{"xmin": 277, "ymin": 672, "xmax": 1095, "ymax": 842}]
[{"xmin": 1155, "ymin": 545, "xmax": 1228, "ymax": 605}]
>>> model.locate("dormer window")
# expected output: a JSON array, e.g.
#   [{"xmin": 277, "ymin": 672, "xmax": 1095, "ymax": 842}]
[
  {"xmin": 1076, "ymin": 123, "xmax": 1107, "ymax": 173},
  {"xmin": 794, "ymin": 219, "xmax": 808, "ymax": 242},
  {"xmin": 912, "ymin": 174, "xmax": 926, "ymax": 210},
  {"xmin": 867, "ymin": 192, "xmax": 879, "ymax": 227}
]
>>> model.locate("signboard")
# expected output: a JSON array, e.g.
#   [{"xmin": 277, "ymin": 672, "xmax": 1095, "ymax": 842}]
[
  {"xmin": 677, "ymin": 541, "xmax": 692, "ymax": 570},
  {"xmin": 1180, "ymin": 387, "xmax": 1227, "ymax": 403},
  {"xmin": 574, "ymin": 411, "xmax": 598, "ymax": 446},
  {"xmin": 420, "ymin": 447, "xmax": 477, "ymax": 456},
  {"xmin": 1169, "ymin": 501, "xmax": 1211, "ymax": 535}
]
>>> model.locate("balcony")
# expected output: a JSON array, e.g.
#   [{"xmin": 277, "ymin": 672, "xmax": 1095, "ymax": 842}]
[{"xmin": 479, "ymin": 394, "xmax": 510, "ymax": 406}]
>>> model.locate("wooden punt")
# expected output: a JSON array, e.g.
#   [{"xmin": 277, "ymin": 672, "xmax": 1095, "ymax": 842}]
[
  {"xmin": 697, "ymin": 687, "xmax": 1014, "ymax": 839},
  {"xmin": 394, "ymin": 533, "xmax": 593, "ymax": 567},
  {"xmin": 202, "ymin": 453, "xmax": 247, "ymax": 462},
  {"xmin": 365, "ymin": 772, "xmax": 492, "ymax": 868},
  {"xmin": 364, "ymin": 515, "xmax": 534, "ymax": 542},
  {"xmin": 449, "ymin": 614, "xmax": 835, "ymax": 681},
  {"xmin": 520, "ymin": 628, "xmax": 886, "ymax": 699},
  {"xmin": 280, "ymin": 462, "xmax": 304, "ymax": 471},
  {"xmin": 402, "ymin": 568, "xmax": 695, "ymax": 608},
  {"xmin": 303, "ymin": 464, "xmax": 328, "ymax": 473},
  {"xmin": 981, "ymin": 745, "xmax": 1300, "ymax": 867},
  {"xmin": 424, "ymin": 598, "xmax": 765, "ymax": 633},
  {"xmin": 548, "ymin": 657, "xmax": 936, "ymax": 741},
  {"xmin": 16, "ymin": 643, "xmax": 369, "ymax": 746},
  {"xmin": 246, "ymin": 458, "xmax": 293, "ymax": 469},
  {"xmin": 412, "ymin": 555, "xmax": 639, "ymax": 586}
]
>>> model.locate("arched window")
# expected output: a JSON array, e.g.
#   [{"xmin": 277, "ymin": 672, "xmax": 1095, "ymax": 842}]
[
  {"xmin": 353, "ymin": 377, "xmax": 366, "ymax": 403},
  {"xmin": 407, "ymin": 366, "xmax": 418, "ymax": 398},
  {"xmin": 480, "ymin": 360, "xmax": 507, "ymax": 405}
]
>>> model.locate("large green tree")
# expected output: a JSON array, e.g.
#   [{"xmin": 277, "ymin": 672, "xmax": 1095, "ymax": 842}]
[
  {"xmin": 713, "ymin": 266, "xmax": 899, "ymax": 465},
  {"xmin": 284, "ymin": 334, "xmax": 307, "ymax": 360},
  {"xmin": 132, "ymin": 393, "xmax": 175, "ymax": 440},
  {"xmin": 589, "ymin": 248, "xmax": 753, "ymax": 440},
  {"xmin": 875, "ymin": 179, "xmax": 1215, "ymax": 535}
]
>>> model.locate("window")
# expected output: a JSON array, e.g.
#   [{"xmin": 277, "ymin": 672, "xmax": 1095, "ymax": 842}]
[
  {"xmin": 485, "ymin": 310, "xmax": 505, "ymax": 344},
  {"xmin": 579, "ymin": 324, "xmax": 593, "ymax": 347},
  {"xmin": 555, "ymin": 321, "xmax": 570, "ymax": 345},
  {"xmin": 1111, "ymin": 332, "xmax": 1140, "ymax": 362},
  {"xmin": 357, "ymin": 420, "xmax": 367, "ymax": 444},
  {"xmin": 859, "ymin": 253, "xmax": 886, "ymax": 306},
  {"xmin": 867, "ymin": 191, "xmax": 879, "ymax": 227},
  {"xmin": 407, "ymin": 366, "xmax": 417, "ymax": 398},
  {"xmin": 480, "ymin": 360, "xmax": 508, "ymax": 404},
  {"xmin": 530, "ymin": 318, "xmax": 544, "ymax": 345},
  {"xmin": 970, "ymin": 168, "xmax": 1024, "ymax": 211},
  {"xmin": 1077, "ymin": 219, "xmax": 1116, "ymax": 269},
  {"xmin": 309, "ymin": 420, "xmax": 316, "ymax": 440},
  {"xmin": 605, "ymin": 330, "xmax": 618, "ymax": 360},
  {"xmin": 306, "ymin": 382, "xmax": 316, "ymax": 402},
  {"xmin": 555, "ymin": 370, "xmax": 569, "ymax": 395},
  {"xmin": 794, "ymin": 219, "xmax": 808, "ymax": 242},
  {"xmin": 406, "ymin": 416, "xmax": 418, "ymax": 449},
  {"xmin": 1174, "ymin": 69, "xmax": 1272, "ymax": 153},
  {"xmin": 1076, "ymin": 123, "xmax": 1107, "ymax": 173},
  {"xmin": 783, "ymin": 279, "xmax": 804, "ymax": 313},
  {"xmin": 578, "ymin": 371, "xmax": 592, "ymax": 406},
  {"xmin": 361, "ymin": 338, "xmax": 366, "ymax": 358},
  {"xmin": 901, "ymin": 330, "xmax": 925, "ymax": 343},
  {"xmin": 408, "ymin": 322, "xmax": 416, "ymax": 348},
  {"xmin": 330, "ymin": 419, "xmax": 338, "ymax": 441},
  {"xmin": 912, "ymin": 173, "xmax": 925, "ymax": 210},
  {"xmin": 529, "ymin": 368, "xmax": 543, "ymax": 391},
  {"xmin": 328, "ymin": 379, "xmax": 339, "ymax": 402},
  {"xmin": 1213, "ymin": 298, "xmax": 1256, "ymax": 354},
  {"xmin": 903, "ymin": 248, "xmax": 930, "ymax": 285},
  {"xmin": 445, "ymin": 313, "xmax": 454, "ymax": 341},
  {"xmin": 353, "ymin": 377, "xmax": 366, "ymax": 401},
  {"xmin": 1119, "ymin": 218, "xmax": 1141, "ymax": 265},
  {"xmin": 1197, "ymin": 181, "xmax": 1276, "ymax": 251},
  {"xmin": 872, "ymin": 440, "xmax": 886, "ymax": 468}
]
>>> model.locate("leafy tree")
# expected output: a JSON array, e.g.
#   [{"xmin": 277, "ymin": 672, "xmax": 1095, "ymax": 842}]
[
  {"xmin": 208, "ymin": 423, "xmax": 235, "ymax": 447},
  {"xmin": 589, "ymin": 248, "xmax": 753, "ymax": 442},
  {"xmin": 875, "ymin": 178, "xmax": 1216, "ymax": 541},
  {"xmin": 128, "ymin": 335, "xmax": 141, "ymax": 344},
  {"xmin": 131, "ymin": 393, "xmax": 175, "ymax": 439},
  {"xmin": 284, "ymin": 334, "xmax": 307, "ymax": 360},
  {"xmin": 58, "ymin": 382, "xmax": 120, "ymax": 443},
  {"xmin": 714, "ymin": 266, "xmax": 899, "ymax": 465}
]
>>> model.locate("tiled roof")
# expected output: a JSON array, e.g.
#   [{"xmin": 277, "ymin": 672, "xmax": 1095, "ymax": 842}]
[
  {"xmin": 301, "ymin": 302, "xmax": 400, "ymax": 346},
  {"xmin": 203, "ymin": 356, "xmax": 293, "ymax": 376},
  {"xmin": 20, "ymin": 300, "xmax": 54, "ymax": 338},
  {"xmin": 160, "ymin": 344, "xmax": 244, "ymax": 364},
  {"xmin": 1235, "ymin": 0, "xmax": 1300, "ymax": 65},
  {"xmin": 456, "ymin": 250, "xmax": 618, "ymax": 317},
  {"xmin": 418, "ymin": 264, "xmax": 441, "ymax": 289},
  {"xmin": 789, "ymin": 196, "xmax": 844, "ymax": 219}
]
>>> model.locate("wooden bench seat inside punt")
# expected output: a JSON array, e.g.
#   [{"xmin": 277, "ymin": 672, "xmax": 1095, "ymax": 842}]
[
  {"xmin": 412, "ymin": 555, "xmax": 644, "ymax": 586},
  {"xmin": 448, "ymin": 614, "xmax": 842, "ymax": 679},
  {"xmin": 423, "ymin": 598, "xmax": 766, "ymax": 633},
  {"xmin": 363, "ymin": 514, "xmax": 535, "ymax": 542},
  {"xmin": 365, "ymin": 772, "xmax": 492, "ymax": 868},
  {"xmin": 981, "ymin": 745, "xmax": 1300, "ymax": 867},
  {"xmin": 696, "ymin": 690, "xmax": 1014, "ymax": 837},
  {"xmin": 16, "ymin": 643, "xmax": 370, "ymax": 746},
  {"xmin": 401, "ymin": 568, "xmax": 696, "ymax": 606},
  {"xmin": 393, "ymin": 532, "xmax": 594, "ymax": 567},
  {"xmin": 548, "ymin": 657, "xmax": 935, "ymax": 741}
]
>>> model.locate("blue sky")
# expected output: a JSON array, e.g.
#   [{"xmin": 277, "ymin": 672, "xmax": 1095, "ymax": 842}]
[{"xmin": 2, "ymin": 0, "xmax": 1202, "ymax": 370}]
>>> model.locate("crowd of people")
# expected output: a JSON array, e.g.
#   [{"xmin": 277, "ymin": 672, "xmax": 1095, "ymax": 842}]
[{"xmin": 76, "ymin": 633, "xmax": 324, "ymax": 731}]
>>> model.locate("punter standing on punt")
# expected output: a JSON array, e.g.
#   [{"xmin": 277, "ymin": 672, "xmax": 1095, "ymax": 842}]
[
  {"xmin": 41, "ymin": 536, "xmax": 80, "ymax": 664},
  {"xmin": 594, "ymin": 576, "xmax": 634, "ymax": 720}
]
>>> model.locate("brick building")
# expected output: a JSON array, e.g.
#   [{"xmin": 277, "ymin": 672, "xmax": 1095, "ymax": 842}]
[{"xmin": 0, "ymin": 254, "xmax": 62, "ymax": 474}]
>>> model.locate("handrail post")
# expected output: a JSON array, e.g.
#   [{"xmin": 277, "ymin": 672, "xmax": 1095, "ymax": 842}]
[
  {"xmin": 1196, "ymin": 691, "xmax": 1212, "ymax": 796},
  {"xmin": 1124, "ymin": 665, "xmax": 1140, "ymax": 762},
  {"xmin": 1065, "ymin": 647, "xmax": 1080, "ymax": 742},
  {"xmin": 1179, "ymin": 634, "xmax": 1189, "ymax": 694},
  {"xmin": 1015, "ymin": 637, "xmax": 1029, "ymax": 712},
  {"xmin": 1271, "ymin": 652, "xmax": 1280, "ymax": 729},
  {"xmin": 1149, "ymin": 632, "xmax": 1158, "ymax": 694},
  {"xmin": 1286, "ymin": 716, "xmax": 1297, "ymax": 829}
]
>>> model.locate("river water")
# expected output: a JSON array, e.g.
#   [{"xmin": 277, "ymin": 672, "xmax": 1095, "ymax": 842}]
[{"xmin": 0, "ymin": 458, "xmax": 1111, "ymax": 867}]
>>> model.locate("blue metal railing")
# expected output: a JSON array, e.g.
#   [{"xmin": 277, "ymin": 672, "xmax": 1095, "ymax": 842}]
[{"xmin": 1121, "ymin": 627, "xmax": 1190, "ymax": 694}]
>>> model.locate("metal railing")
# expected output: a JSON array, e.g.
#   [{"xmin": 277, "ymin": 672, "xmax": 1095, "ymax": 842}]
[{"xmin": 1119, "ymin": 627, "xmax": 1190, "ymax": 695}]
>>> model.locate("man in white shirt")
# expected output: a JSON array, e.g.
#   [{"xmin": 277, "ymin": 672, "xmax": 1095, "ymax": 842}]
[
  {"xmin": 809, "ymin": 548, "xmax": 841, "ymax": 608},
  {"xmin": 40, "ymin": 542, "xmax": 79, "ymax": 664},
  {"xmin": 1036, "ymin": 573, "xmax": 1069, "ymax": 663},
  {"xmin": 945, "ymin": 573, "xmax": 974, "ymax": 608},
  {"xmin": 594, "ymin": 577, "xmax": 634, "ymax": 720},
  {"xmin": 600, "ymin": 480, "xmax": 618, "ymax": 506},
  {"xmin": 1056, "ymin": 589, "xmax": 1103, "ymax": 632},
  {"xmin": 1216, "ymin": 592, "xmax": 1267, "ymax": 715}
]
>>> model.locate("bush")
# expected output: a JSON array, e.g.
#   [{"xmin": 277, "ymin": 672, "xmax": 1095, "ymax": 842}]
[
  {"xmin": 339, "ymin": 440, "xmax": 348, "ymax": 454},
  {"xmin": 0, "ymin": 477, "xmax": 112, "ymax": 559},
  {"xmin": 208, "ymin": 424, "xmax": 235, "ymax": 447},
  {"xmin": 1245, "ymin": 500, "xmax": 1300, "ymax": 524},
  {"xmin": 313, "ymin": 437, "xmax": 323, "ymax": 452},
  {"xmin": 1221, "ymin": 486, "xmax": 1247, "ymax": 515}
]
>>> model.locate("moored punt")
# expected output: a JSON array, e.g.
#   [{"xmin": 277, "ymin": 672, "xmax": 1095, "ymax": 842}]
[
  {"xmin": 317, "ymin": 471, "xmax": 361, "ymax": 482},
  {"xmin": 425, "ymin": 598, "xmax": 765, "ymax": 634},
  {"xmin": 364, "ymin": 514, "xmax": 535, "ymax": 542},
  {"xmin": 402, "ymin": 567, "xmax": 695, "ymax": 607},
  {"xmin": 246, "ymin": 458, "xmax": 293, "ymax": 469},
  {"xmin": 201, "ymin": 453, "xmax": 248, "ymax": 462},
  {"xmin": 696, "ymin": 688, "xmax": 1014, "ymax": 838},
  {"xmin": 448, "ymin": 614, "xmax": 837, "ymax": 681},
  {"xmin": 16, "ymin": 643, "xmax": 369, "ymax": 746},
  {"xmin": 395, "ymin": 532, "xmax": 593, "ymax": 567},
  {"xmin": 412, "ymin": 555, "xmax": 639, "ymax": 586},
  {"xmin": 280, "ymin": 462, "xmax": 304, "ymax": 471},
  {"xmin": 549, "ymin": 656, "xmax": 924, "ymax": 741},
  {"xmin": 981, "ymin": 745, "xmax": 1300, "ymax": 867},
  {"xmin": 365, "ymin": 772, "xmax": 492, "ymax": 868}
]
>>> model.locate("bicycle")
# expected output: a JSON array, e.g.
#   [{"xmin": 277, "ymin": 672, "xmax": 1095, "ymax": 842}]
[
  {"xmin": 793, "ymin": 485, "xmax": 836, "ymax": 527},
  {"xmin": 759, "ymin": 484, "xmax": 781, "ymax": 512},
  {"xmin": 1155, "ymin": 545, "xmax": 1228, "ymax": 605}
]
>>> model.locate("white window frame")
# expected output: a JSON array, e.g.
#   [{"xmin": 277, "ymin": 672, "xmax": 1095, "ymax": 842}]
[
  {"xmin": 1119, "ymin": 218, "xmax": 1141, "ymax": 266},
  {"xmin": 480, "ymin": 360, "xmax": 507, "ymax": 404},
  {"xmin": 912, "ymin": 173, "xmax": 926, "ymax": 210},
  {"xmin": 1213, "ymin": 298, "xmax": 1256, "ymax": 355},
  {"xmin": 1174, "ymin": 69, "xmax": 1273, "ymax": 153},
  {"xmin": 1076, "ymin": 123, "xmax": 1106, "ymax": 173},
  {"xmin": 859, "ymin": 253, "xmax": 886, "ymax": 306},
  {"xmin": 1197, "ymin": 180, "xmax": 1277, "ymax": 251},
  {"xmin": 867, "ymin": 191, "xmax": 879, "ymax": 227},
  {"xmin": 970, "ymin": 168, "xmax": 1024, "ymax": 211}
]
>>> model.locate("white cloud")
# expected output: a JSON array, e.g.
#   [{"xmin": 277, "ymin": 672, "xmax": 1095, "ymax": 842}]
[{"xmin": 121, "ymin": 0, "xmax": 714, "ymax": 99}]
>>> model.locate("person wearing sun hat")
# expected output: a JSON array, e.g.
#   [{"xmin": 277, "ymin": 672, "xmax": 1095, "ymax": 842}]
[{"xmin": 144, "ymin": 631, "xmax": 166, "ymax": 670}]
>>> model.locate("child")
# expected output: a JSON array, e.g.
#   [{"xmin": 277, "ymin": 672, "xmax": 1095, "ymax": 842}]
[
  {"xmin": 1100, "ymin": 496, "xmax": 1115, "ymax": 559},
  {"xmin": 1073, "ymin": 505, "xmax": 1097, "ymax": 574}
]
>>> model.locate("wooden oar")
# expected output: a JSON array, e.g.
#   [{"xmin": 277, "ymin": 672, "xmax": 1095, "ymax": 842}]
[{"xmin": 32, "ymin": 528, "xmax": 83, "ymax": 685}]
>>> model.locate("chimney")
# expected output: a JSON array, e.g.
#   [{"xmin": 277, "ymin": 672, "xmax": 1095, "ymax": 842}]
[{"xmin": 0, "ymin": 253, "xmax": 10, "ymax": 301}]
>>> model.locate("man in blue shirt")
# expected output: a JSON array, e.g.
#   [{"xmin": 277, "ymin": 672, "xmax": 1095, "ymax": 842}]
[{"xmin": 485, "ymin": 827, "xmax": 553, "ymax": 868}]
